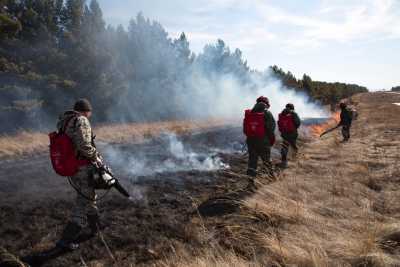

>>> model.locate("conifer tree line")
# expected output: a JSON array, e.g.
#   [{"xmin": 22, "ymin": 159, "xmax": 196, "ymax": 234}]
[
  {"xmin": 270, "ymin": 66, "xmax": 368, "ymax": 105},
  {"xmin": 0, "ymin": 0, "xmax": 368, "ymax": 132}
]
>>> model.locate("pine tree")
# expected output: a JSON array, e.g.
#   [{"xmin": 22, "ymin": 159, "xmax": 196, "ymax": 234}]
[
  {"xmin": 302, "ymin": 74, "xmax": 313, "ymax": 94},
  {"xmin": 37, "ymin": 0, "xmax": 60, "ymax": 37},
  {"xmin": 0, "ymin": 1, "xmax": 21, "ymax": 39},
  {"xmin": 62, "ymin": 0, "xmax": 84, "ymax": 36},
  {"xmin": 173, "ymin": 32, "xmax": 191, "ymax": 62},
  {"xmin": 89, "ymin": 0, "xmax": 104, "ymax": 33}
]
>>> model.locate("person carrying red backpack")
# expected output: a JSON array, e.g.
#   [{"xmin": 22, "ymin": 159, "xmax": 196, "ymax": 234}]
[
  {"xmin": 243, "ymin": 96, "xmax": 276, "ymax": 177},
  {"xmin": 53, "ymin": 99, "xmax": 101, "ymax": 251},
  {"xmin": 278, "ymin": 103, "xmax": 301, "ymax": 168}
]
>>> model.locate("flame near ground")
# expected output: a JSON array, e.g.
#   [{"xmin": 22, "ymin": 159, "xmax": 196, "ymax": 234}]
[{"xmin": 308, "ymin": 111, "xmax": 340, "ymax": 137}]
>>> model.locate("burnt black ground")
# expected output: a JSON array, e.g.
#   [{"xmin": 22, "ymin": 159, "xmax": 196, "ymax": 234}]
[
  {"xmin": 0, "ymin": 123, "xmax": 309, "ymax": 266},
  {"xmin": 0, "ymin": 127, "xmax": 256, "ymax": 266}
]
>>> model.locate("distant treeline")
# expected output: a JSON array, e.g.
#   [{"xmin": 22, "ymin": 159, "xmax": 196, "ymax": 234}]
[
  {"xmin": 269, "ymin": 66, "xmax": 368, "ymax": 107},
  {"xmin": 392, "ymin": 86, "xmax": 400, "ymax": 92},
  {"xmin": 0, "ymin": 0, "xmax": 367, "ymax": 132}
]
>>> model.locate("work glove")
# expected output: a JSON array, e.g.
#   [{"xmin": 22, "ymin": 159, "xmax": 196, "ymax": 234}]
[{"xmin": 92, "ymin": 153, "xmax": 105, "ymax": 169}]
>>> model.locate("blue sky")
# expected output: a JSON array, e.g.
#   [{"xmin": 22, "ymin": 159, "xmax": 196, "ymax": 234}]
[{"xmin": 98, "ymin": 0, "xmax": 400, "ymax": 90}]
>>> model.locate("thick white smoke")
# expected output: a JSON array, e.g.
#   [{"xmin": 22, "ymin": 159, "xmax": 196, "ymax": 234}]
[
  {"xmin": 166, "ymin": 133, "xmax": 229, "ymax": 171},
  {"xmin": 186, "ymin": 69, "xmax": 329, "ymax": 120},
  {"xmin": 103, "ymin": 132, "xmax": 228, "ymax": 179},
  {"xmin": 103, "ymin": 70, "xmax": 328, "ymax": 179}
]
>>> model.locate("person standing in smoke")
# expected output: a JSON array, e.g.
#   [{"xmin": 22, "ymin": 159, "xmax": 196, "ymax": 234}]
[
  {"xmin": 243, "ymin": 96, "xmax": 276, "ymax": 177},
  {"xmin": 338, "ymin": 102, "xmax": 353, "ymax": 142},
  {"xmin": 55, "ymin": 99, "xmax": 102, "ymax": 250},
  {"xmin": 277, "ymin": 103, "xmax": 301, "ymax": 168}
]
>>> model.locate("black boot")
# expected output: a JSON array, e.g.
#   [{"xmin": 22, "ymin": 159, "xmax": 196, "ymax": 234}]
[
  {"xmin": 246, "ymin": 168, "xmax": 257, "ymax": 177},
  {"xmin": 279, "ymin": 161, "xmax": 288, "ymax": 169},
  {"xmin": 56, "ymin": 222, "xmax": 82, "ymax": 251}
]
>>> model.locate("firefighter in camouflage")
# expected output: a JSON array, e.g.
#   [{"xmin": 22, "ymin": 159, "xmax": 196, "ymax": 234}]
[{"xmin": 55, "ymin": 99, "xmax": 101, "ymax": 250}]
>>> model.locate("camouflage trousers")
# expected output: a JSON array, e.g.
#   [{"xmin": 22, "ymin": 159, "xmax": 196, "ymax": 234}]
[
  {"xmin": 342, "ymin": 125, "xmax": 351, "ymax": 141},
  {"xmin": 69, "ymin": 166, "xmax": 98, "ymax": 228}
]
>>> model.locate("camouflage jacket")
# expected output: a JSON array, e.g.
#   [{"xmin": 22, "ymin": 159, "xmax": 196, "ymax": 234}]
[{"xmin": 57, "ymin": 110, "xmax": 97, "ymax": 161}]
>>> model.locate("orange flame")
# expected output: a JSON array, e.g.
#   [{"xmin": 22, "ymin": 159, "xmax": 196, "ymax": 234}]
[{"xmin": 309, "ymin": 111, "xmax": 340, "ymax": 137}]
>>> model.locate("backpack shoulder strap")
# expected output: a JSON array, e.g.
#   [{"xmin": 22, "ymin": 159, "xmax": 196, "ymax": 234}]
[{"xmin": 61, "ymin": 115, "xmax": 78, "ymax": 134}]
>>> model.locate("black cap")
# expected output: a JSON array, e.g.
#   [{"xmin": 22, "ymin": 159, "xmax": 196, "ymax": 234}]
[
  {"xmin": 286, "ymin": 103, "xmax": 295, "ymax": 110},
  {"xmin": 74, "ymin": 99, "xmax": 92, "ymax": 112},
  {"xmin": 339, "ymin": 102, "xmax": 347, "ymax": 109}
]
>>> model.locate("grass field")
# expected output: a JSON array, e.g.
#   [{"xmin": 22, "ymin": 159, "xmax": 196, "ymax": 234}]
[
  {"xmin": 2, "ymin": 92, "xmax": 400, "ymax": 267},
  {"xmin": 160, "ymin": 92, "xmax": 400, "ymax": 267},
  {"xmin": 0, "ymin": 119, "xmax": 230, "ymax": 158}
]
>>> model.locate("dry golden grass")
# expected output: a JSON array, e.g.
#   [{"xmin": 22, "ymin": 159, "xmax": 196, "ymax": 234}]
[
  {"xmin": 95, "ymin": 119, "xmax": 231, "ymax": 144},
  {"xmin": 161, "ymin": 92, "xmax": 400, "ymax": 267},
  {"xmin": 158, "ymin": 247, "xmax": 262, "ymax": 267},
  {"xmin": 240, "ymin": 92, "xmax": 400, "ymax": 266},
  {"xmin": 0, "ymin": 119, "xmax": 232, "ymax": 159},
  {"xmin": 0, "ymin": 131, "xmax": 49, "ymax": 158}
]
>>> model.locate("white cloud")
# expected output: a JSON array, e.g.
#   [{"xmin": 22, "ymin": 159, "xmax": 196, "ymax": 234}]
[
  {"xmin": 255, "ymin": 0, "xmax": 400, "ymax": 48},
  {"xmin": 192, "ymin": 0, "xmax": 252, "ymax": 11}
]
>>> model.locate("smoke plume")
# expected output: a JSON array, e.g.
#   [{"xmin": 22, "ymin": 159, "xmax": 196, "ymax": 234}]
[
  {"xmin": 103, "ymin": 132, "xmax": 229, "ymax": 179},
  {"xmin": 181, "ymin": 69, "xmax": 328, "ymax": 120}
]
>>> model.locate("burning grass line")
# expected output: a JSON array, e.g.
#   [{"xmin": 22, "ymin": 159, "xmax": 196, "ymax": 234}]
[{"xmin": 308, "ymin": 111, "xmax": 341, "ymax": 138}]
